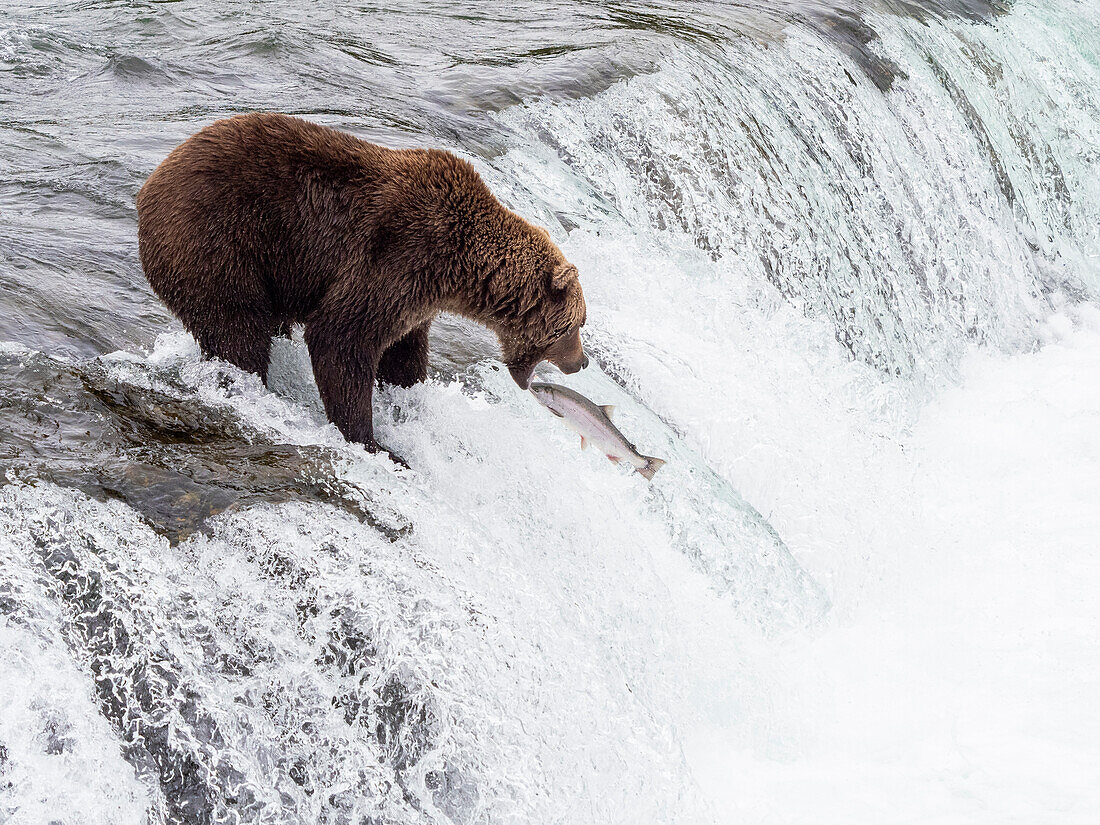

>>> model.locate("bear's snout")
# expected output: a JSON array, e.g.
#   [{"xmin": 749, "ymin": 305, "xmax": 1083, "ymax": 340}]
[
  {"xmin": 545, "ymin": 327, "xmax": 588, "ymax": 376},
  {"xmin": 556, "ymin": 352, "xmax": 588, "ymax": 374}
]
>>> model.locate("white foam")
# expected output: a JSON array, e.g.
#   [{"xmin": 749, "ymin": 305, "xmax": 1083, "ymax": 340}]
[
  {"xmin": 0, "ymin": 528, "xmax": 152, "ymax": 824},
  {"xmin": 681, "ymin": 305, "xmax": 1100, "ymax": 823},
  {"xmin": 3, "ymin": 0, "xmax": 1099, "ymax": 821}
]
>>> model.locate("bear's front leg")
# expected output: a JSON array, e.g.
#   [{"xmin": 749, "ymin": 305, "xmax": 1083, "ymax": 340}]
[
  {"xmin": 304, "ymin": 322, "xmax": 380, "ymax": 449},
  {"xmin": 377, "ymin": 321, "xmax": 431, "ymax": 388}
]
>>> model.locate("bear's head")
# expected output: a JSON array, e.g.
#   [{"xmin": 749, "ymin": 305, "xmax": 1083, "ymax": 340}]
[
  {"xmin": 487, "ymin": 224, "xmax": 587, "ymax": 390},
  {"xmin": 502, "ymin": 258, "xmax": 587, "ymax": 389}
]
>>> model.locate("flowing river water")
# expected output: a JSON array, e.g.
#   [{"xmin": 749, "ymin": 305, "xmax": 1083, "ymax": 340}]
[{"xmin": 1, "ymin": 1, "xmax": 1098, "ymax": 823}]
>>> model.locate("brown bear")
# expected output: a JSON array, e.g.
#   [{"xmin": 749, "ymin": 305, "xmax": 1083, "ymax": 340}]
[{"xmin": 136, "ymin": 112, "xmax": 587, "ymax": 451}]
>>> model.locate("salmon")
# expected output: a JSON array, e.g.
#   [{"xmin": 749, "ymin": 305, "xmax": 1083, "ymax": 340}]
[{"xmin": 530, "ymin": 382, "xmax": 666, "ymax": 481}]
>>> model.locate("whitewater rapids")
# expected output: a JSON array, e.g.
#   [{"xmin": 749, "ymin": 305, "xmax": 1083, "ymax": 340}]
[{"xmin": 1, "ymin": 0, "xmax": 1098, "ymax": 822}]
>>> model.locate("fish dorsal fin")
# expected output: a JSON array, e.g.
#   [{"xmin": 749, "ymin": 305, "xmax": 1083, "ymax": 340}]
[
  {"xmin": 580, "ymin": 436, "xmax": 589, "ymax": 450},
  {"xmin": 599, "ymin": 404, "xmax": 616, "ymax": 419}
]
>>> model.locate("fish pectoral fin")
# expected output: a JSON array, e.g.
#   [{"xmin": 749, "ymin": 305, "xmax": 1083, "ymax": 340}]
[
  {"xmin": 580, "ymin": 436, "xmax": 589, "ymax": 450},
  {"xmin": 606, "ymin": 455, "xmax": 621, "ymax": 464},
  {"xmin": 599, "ymin": 404, "xmax": 616, "ymax": 419}
]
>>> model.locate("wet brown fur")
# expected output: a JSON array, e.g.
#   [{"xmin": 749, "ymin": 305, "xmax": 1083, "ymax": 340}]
[{"xmin": 136, "ymin": 113, "xmax": 586, "ymax": 449}]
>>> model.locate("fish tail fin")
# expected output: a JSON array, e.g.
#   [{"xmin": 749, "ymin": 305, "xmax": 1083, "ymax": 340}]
[{"xmin": 637, "ymin": 455, "xmax": 667, "ymax": 481}]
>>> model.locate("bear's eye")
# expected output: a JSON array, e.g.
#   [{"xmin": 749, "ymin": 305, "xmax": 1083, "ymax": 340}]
[{"xmin": 549, "ymin": 320, "xmax": 576, "ymax": 344}]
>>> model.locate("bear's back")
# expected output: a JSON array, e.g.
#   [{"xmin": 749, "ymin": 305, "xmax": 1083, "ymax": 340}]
[
  {"xmin": 136, "ymin": 113, "xmax": 498, "ymax": 323},
  {"xmin": 137, "ymin": 114, "xmax": 399, "ymax": 314}
]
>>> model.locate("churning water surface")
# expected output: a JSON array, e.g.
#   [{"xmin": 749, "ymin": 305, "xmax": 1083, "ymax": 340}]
[{"xmin": 1, "ymin": 1, "xmax": 1099, "ymax": 823}]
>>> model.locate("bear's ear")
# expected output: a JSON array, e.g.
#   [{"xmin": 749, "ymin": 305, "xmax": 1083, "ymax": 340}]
[{"xmin": 548, "ymin": 262, "xmax": 579, "ymax": 293}]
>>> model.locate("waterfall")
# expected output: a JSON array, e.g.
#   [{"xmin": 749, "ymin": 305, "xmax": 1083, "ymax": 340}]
[{"xmin": 1, "ymin": 1, "xmax": 1097, "ymax": 822}]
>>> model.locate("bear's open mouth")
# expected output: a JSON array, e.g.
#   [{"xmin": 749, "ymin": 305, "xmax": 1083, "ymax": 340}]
[{"xmin": 508, "ymin": 361, "xmax": 536, "ymax": 389}]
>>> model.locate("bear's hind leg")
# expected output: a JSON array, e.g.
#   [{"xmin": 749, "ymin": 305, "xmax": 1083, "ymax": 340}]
[
  {"xmin": 188, "ymin": 309, "xmax": 275, "ymax": 383},
  {"xmin": 304, "ymin": 321, "xmax": 379, "ymax": 448},
  {"xmin": 377, "ymin": 321, "xmax": 430, "ymax": 388}
]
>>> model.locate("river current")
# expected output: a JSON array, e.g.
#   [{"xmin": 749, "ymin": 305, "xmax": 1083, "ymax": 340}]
[{"xmin": 1, "ymin": 1, "xmax": 1098, "ymax": 823}]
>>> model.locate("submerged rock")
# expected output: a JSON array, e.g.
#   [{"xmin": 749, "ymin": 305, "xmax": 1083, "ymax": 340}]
[{"xmin": 0, "ymin": 350, "xmax": 409, "ymax": 543}]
